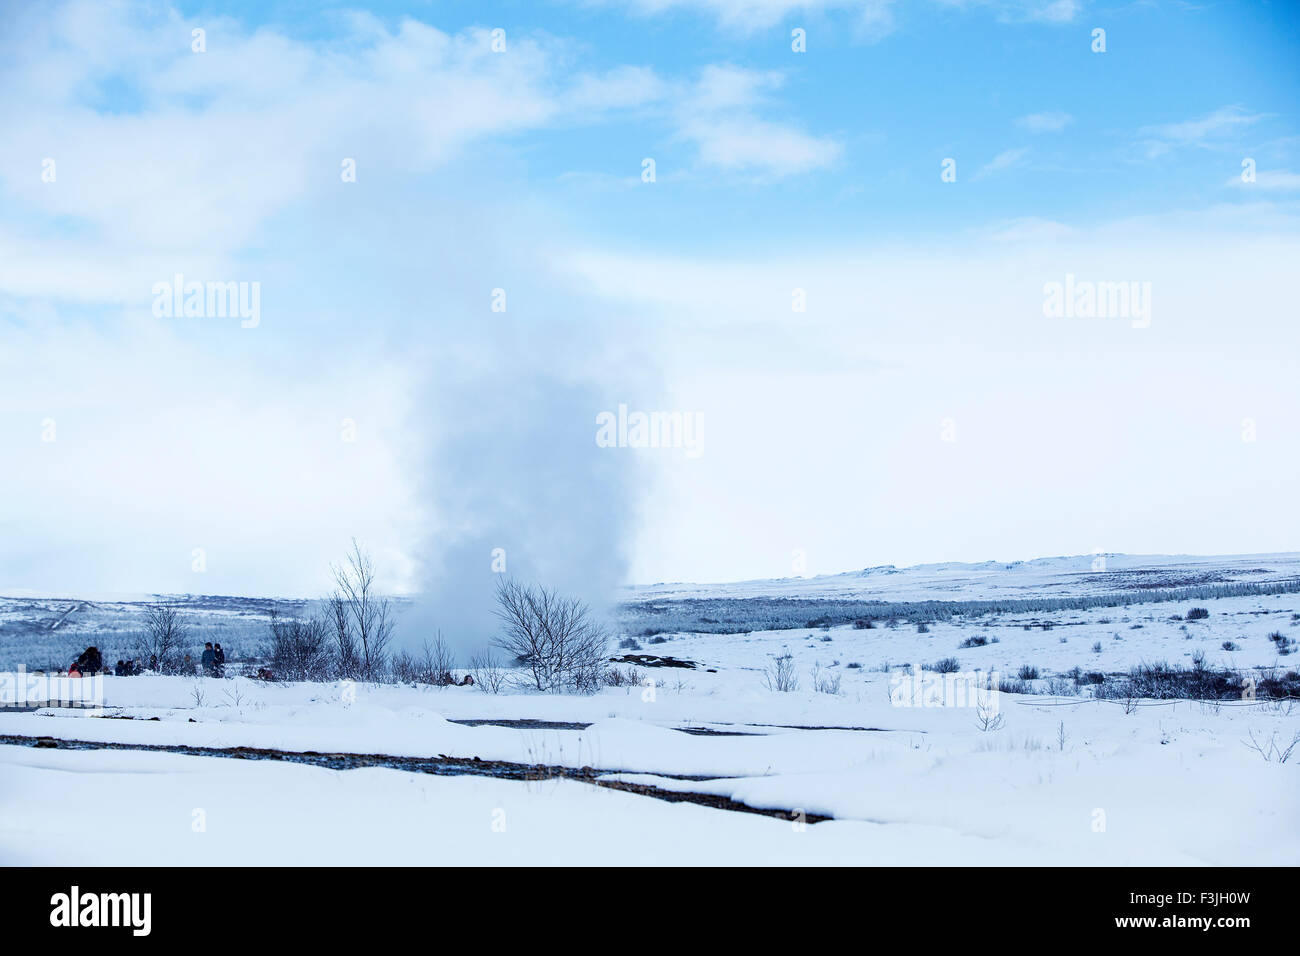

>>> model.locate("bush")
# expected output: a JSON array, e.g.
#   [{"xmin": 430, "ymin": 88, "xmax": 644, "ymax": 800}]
[
  {"xmin": 604, "ymin": 665, "xmax": 644, "ymax": 688},
  {"xmin": 1186, "ymin": 607, "xmax": 1210, "ymax": 620},
  {"xmin": 1045, "ymin": 677, "xmax": 1075, "ymax": 696},
  {"xmin": 137, "ymin": 604, "xmax": 190, "ymax": 675},
  {"xmin": 1018, "ymin": 664, "xmax": 1040, "ymax": 680},
  {"xmin": 811, "ymin": 663, "xmax": 841, "ymax": 694},
  {"xmin": 468, "ymin": 650, "xmax": 506, "ymax": 694},
  {"xmin": 959, "ymin": 635, "xmax": 988, "ymax": 648},
  {"xmin": 853, "ymin": 619, "xmax": 876, "ymax": 630},
  {"xmin": 1222, "ymin": 641, "xmax": 1238, "ymax": 652},
  {"xmin": 1088, "ymin": 660, "xmax": 1284, "ymax": 701},
  {"xmin": 618, "ymin": 637, "xmax": 641, "ymax": 650},
  {"xmin": 916, "ymin": 623, "xmax": 930, "ymax": 634},
  {"xmin": 266, "ymin": 613, "xmax": 332, "ymax": 681},
  {"xmin": 389, "ymin": 634, "xmax": 457, "ymax": 685},
  {"xmin": 930, "ymin": 657, "xmax": 961, "ymax": 674},
  {"xmin": 493, "ymin": 579, "xmax": 609, "ymax": 693},
  {"xmin": 763, "ymin": 653, "xmax": 799, "ymax": 692}
]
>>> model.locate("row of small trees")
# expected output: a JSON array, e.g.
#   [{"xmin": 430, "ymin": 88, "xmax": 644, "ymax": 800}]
[{"xmin": 264, "ymin": 543, "xmax": 610, "ymax": 693}]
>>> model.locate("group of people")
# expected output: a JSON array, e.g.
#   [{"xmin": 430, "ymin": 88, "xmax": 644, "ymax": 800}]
[
  {"xmin": 66, "ymin": 643, "xmax": 227, "ymax": 677},
  {"xmin": 200, "ymin": 642, "xmax": 226, "ymax": 677}
]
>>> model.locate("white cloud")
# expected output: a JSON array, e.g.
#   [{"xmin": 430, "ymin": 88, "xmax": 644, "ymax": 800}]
[
  {"xmin": 0, "ymin": 11, "xmax": 621, "ymax": 273},
  {"xmin": 565, "ymin": 65, "xmax": 668, "ymax": 113},
  {"xmin": 1026, "ymin": 0, "xmax": 1079, "ymax": 22},
  {"xmin": 597, "ymin": 0, "xmax": 1069, "ymax": 32},
  {"xmin": 1138, "ymin": 106, "xmax": 1266, "ymax": 158},
  {"xmin": 672, "ymin": 65, "xmax": 842, "ymax": 177},
  {"xmin": 971, "ymin": 147, "xmax": 1029, "ymax": 180},
  {"xmin": 602, "ymin": 0, "xmax": 879, "ymax": 31},
  {"xmin": 560, "ymin": 209, "xmax": 1300, "ymax": 585},
  {"xmin": 1016, "ymin": 111, "xmax": 1073, "ymax": 133},
  {"xmin": 0, "ymin": 2, "xmax": 653, "ymax": 597},
  {"xmin": 681, "ymin": 116, "xmax": 842, "ymax": 174}
]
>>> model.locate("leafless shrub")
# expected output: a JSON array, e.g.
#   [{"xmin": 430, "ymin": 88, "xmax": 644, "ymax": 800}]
[
  {"xmin": 975, "ymin": 699, "xmax": 1004, "ymax": 732},
  {"xmin": 137, "ymin": 604, "xmax": 189, "ymax": 674},
  {"xmin": 389, "ymin": 649, "xmax": 420, "ymax": 684},
  {"xmin": 763, "ymin": 653, "xmax": 799, "ymax": 692},
  {"xmin": 390, "ymin": 633, "xmax": 458, "ymax": 685},
  {"xmin": 420, "ymin": 633, "xmax": 456, "ymax": 684},
  {"xmin": 1243, "ymin": 729, "xmax": 1300, "ymax": 764},
  {"xmin": 267, "ymin": 612, "xmax": 332, "ymax": 681},
  {"xmin": 604, "ymin": 665, "xmax": 644, "ymax": 688},
  {"xmin": 493, "ymin": 579, "xmax": 609, "ymax": 693},
  {"xmin": 811, "ymin": 663, "xmax": 841, "ymax": 695},
  {"xmin": 1045, "ymin": 677, "xmax": 1076, "ymax": 696},
  {"xmin": 469, "ymin": 650, "xmax": 507, "ymax": 694},
  {"xmin": 223, "ymin": 681, "xmax": 248, "ymax": 709}
]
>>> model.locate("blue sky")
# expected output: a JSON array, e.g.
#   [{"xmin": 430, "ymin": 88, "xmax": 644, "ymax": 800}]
[
  {"xmin": 1, "ymin": 0, "xmax": 1299, "ymax": 599},
  {"xmin": 149, "ymin": 0, "xmax": 1300, "ymax": 248}
]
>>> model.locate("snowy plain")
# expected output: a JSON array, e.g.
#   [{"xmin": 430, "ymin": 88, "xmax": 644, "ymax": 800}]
[{"xmin": 2, "ymin": 553, "xmax": 1298, "ymax": 866}]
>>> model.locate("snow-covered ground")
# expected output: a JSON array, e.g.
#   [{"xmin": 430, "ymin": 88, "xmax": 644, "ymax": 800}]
[
  {"xmin": 2, "ymin": 574, "xmax": 1298, "ymax": 865},
  {"xmin": 629, "ymin": 551, "xmax": 1300, "ymax": 602}
]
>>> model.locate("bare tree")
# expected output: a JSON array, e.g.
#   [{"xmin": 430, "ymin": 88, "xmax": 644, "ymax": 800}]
[
  {"xmin": 326, "ymin": 592, "xmax": 359, "ymax": 679},
  {"xmin": 137, "ymin": 604, "xmax": 189, "ymax": 673},
  {"xmin": 330, "ymin": 540, "xmax": 394, "ymax": 681},
  {"xmin": 493, "ymin": 579, "xmax": 609, "ymax": 693}
]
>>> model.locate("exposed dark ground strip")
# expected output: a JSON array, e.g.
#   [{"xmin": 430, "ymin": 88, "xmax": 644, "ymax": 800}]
[
  {"xmin": 447, "ymin": 717, "xmax": 895, "ymax": 734},
  {"xmin": 1, "ymin": 709, "xmax": 896, "ymax": 734},
  {"xmin": 0, "ymin": 733, "xmax": 832, "ymax": 824}
]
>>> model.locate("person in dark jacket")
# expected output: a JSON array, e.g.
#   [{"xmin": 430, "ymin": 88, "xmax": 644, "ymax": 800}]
[
  {"xmin": 114, "ymin": 660, "xmax": 126, "ymax": 676},
  {"xmin": 75, "ymin": 646, "xmax": 103, "ymax": 676},
  {"xmin": 213, "ymin": 643, "xmax": 226, "ymax": 677},
  {"xmin": 200, "ymin": 643, "xmax": 216, "ymax": 677}
]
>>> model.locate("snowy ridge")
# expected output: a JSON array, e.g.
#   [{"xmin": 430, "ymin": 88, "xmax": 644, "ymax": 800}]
[{"xmin": 628, "ymin": 552, "xmax": 1300, "ymax": 604}]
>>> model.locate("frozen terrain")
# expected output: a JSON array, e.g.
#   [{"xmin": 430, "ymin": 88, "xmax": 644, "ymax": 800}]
[
  {"xmin": 2, "ymin": 553, "xmax": 1298, "ymax": 865},
  {"xmin": 631, "ymin": 551, "xmax": 1300, "ymax": 602}
]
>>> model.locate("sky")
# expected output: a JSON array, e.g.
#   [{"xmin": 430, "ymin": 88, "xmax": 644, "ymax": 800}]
[{"xmin": 1, "ymin": 0, "xmax": 1298, "ymax": 604}]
